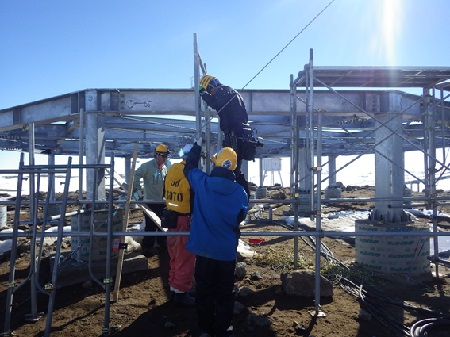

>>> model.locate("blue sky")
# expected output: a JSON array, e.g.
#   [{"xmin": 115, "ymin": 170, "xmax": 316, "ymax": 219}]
[
  {"xmin": 0, "ymin": 0, "xmax": 449, "ymax": 171},
  {"xmin": 1, "ymin": 0, "xmax": 449, "ymax": 110}
]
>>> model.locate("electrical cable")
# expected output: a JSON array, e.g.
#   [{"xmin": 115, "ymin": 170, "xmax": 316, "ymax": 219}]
[
  {"xmin": 301, "ymin": 231, "xmax": 450, "ymax": 336},
  {"xmin": 410, "ymin": 317, "xmax": 450, "ymax": 337}
]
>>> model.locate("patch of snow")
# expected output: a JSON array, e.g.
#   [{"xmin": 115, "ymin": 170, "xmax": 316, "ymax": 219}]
[
  {"xmin": 237, "ymin": 239, "xmax": 256, "ymax": 258},
  {"xmin": 0, "ymin": 228, "xmax": 25, "ymax": 254}
]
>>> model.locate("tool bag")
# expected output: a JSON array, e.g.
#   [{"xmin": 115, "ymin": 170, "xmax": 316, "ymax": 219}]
[
  {"xmin": 161, "ymin": 208, "xmax": 178, "ymax": 229},
  {"xmin": 222, "ymin": 124, "xmax": 264, "ymax": 162}
]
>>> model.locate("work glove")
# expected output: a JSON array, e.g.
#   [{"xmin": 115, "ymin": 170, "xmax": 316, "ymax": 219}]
[
  {"xmin": 133, "ymin": 191, "xmax": 142, "ymax": 201},
  {"xmin": 194, "ymin": 137, "xmax": 202, "ymax": 146},
  {"xmin": 192, "ymin": 141, "xmax": 201, "ymax": 151},
  {"xmin": 192, "ymin": 140, "xmax": 206, "ymax": 159},
  {"xmin": 198, "ymin": 85, "xmax": 207, "ymax": 96}
]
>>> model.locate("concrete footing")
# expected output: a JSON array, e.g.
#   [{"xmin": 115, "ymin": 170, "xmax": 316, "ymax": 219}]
[
  {"xmin": 355, "ymin": 219, "xmax": 430, "ymax": 274},
  {"xmin": 255, "ymin": 187, "xmax": 267, "ymax": 199},
  {"xmin": 298, "ymin": 192, "xmax": 317, "ymax": 217},
  {"xmin": 324, "ymin": 186, "xmax": 342, "ymax": 199},
  {"xmin": 70, "ymin": 209, "xmax": 124, "ymax": 262},
  {"xmin": 50, "ymin": 252, "xmax": 148, "ymax": 288}
]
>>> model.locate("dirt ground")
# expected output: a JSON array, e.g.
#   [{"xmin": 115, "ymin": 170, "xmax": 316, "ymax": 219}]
[{"xmin": 1, "ymin": 186, "xmax": 450, "ymax": 337}]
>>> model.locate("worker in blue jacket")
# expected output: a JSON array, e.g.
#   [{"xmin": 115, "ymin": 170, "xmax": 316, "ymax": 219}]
[{"xmin": 184, "ymin": 143, "xmax": 248, "ymax": 337}]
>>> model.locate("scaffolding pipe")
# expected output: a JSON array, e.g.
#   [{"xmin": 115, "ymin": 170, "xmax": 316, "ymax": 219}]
[
  {"xmin": 44, "ymin": 157, "xmax": 72, "ymax": 337},
  {"xmin": 307, "ymin": 49, "xmax": 324, "ymax": 316},
  {"xmin": 34, "ymin": 174, "xmax": 56, "ymax": 295},
  {"xmin": 315, "ymin": 108, "xmax": 324, "ymax": 317},
  {"xmin": 194, "ymin": 33, "xmax": 202, "ymax": 141},
  {"xmin": 205, "ymin": 98, "xmax": 212, "ymax": 174},
  {"xmin": 259, "ymin": 157, "xmax": 264, "ymax": 187},
  {"xmin": 3, "ymin": 153, "xmax": 25, "ymax": 335},
  {"xmin": 88, "ymin": 173, "xmax": 104, "ymax": 289},
  {"xmin": 102, "ymin": 153, "xmax": 115, "ymax": 336},
  {"xmin": 26, "ymin": 173, "xmax": 44, "ymax": 321},
  {"xmin": 427, "ymin": 89, "xmax": 440, "ymax": 275},
  {"xmin": 290, "ymin": 73, "xmax": 300, "ymax": 269},
  {"xmin": 2, "ymin": 228, "xmax": 449, "ymax": 240},
  {"xmin": 79, "ymin": 107, "xmax": 85, "ymax": 238},
  {"xmin": 47, "ymin": 153, "xmax": 56, "ymax": 203},
  {"xmin": 26, "ymin": 123, "xmax": 41, "ymax": 321}
]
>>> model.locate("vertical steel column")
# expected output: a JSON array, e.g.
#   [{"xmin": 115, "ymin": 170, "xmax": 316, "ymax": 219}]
[
  {"xmin": 78, "ymin": 108, "xmax": 85, "ymax": 238},
  {"xmin": 86, "ymin": 90, "xmax": 106, "ymax": 204},
  {"xmin": 240, "ymin": 159, "xmax": 248, "ymax": 185},
  {"xmin": 79, "ymin": 108, "xmax": 84, "ymax": 203},
  {"xmin": 308, "ymin": 49, "xmax": 324, "ymax": 316},
  {"xmin": 88, "ymin": 173, "xmax": 103, "ymax": 288},
  {"xmin": 304, "ymin": 65, "xmax": 311, "ymax": 200},
  {"xmin": 290, "ymin": 73, "xmax": 300, "ymax": 268},
  {"xmin": 259, "ymin": 157, "xmax": 264, "ymax": 187},
  {"xmin": 47, "ymin": 153, "xmax": 56, "ymax": 202},
  {"xmin": 28, "ymin": 123, "xmax": 35, "ymax": 203},
  {"xmin": 423, "ymin": 89, "xmax": 430, "ymax": 203},
  {"xmin": 205, "ymin": 101, "xmax": 212, "ymax": 174},
  {"xmin": 194, "ymin": 33, "xmax": 208, "ymax": 171},
  {"xmin": 307, "ymin": 51, "xmax": 315, "ymax": 220},
  {"xmin": 373, "ymin": 94, "xmax": 405, "ymax": 223},
  {"xmin": 194, "ymin": 33, "xmax": 202, "ymax": 141},
  {"xmin": 103, "ymin": 154, "xmax": 115, "ymax": 336},
  {"xmin": 27, "ymin": 123, "xmax": 40, "ymax": 320},
  {"xmin": 440, "ymin": 88, "xmax": 447, "ymax": 164},
  {"xmin": 124, "ymin": 156, "xmax": 131, "ymax": 187},
  {"xmin": 314, "ymin": 109, "xmax": 325, "ymax": 317},
  {"xmin": 426, "ymin": 89, "xmax": 439, "ymax": 264},
  {"xmin": 426, "ymin": 90, "xmax": 437, "ymax": 206},
  {"xmin": 328, "ymin": 155, "xmax": 337, "ymax": 186},
  {"xmin": 290, "ymin": 74, "xmax": 298, "ymax": 199}
]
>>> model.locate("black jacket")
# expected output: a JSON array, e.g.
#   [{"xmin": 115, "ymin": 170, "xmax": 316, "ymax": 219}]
[{"xmin": 201, "ymin": 86, "xmax": 248, "ymax": 135}]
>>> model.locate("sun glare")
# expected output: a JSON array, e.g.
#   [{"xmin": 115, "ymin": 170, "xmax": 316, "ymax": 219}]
[{"xmin": 380, "ymin": 0, "xmax": 403, "ymax": 65}]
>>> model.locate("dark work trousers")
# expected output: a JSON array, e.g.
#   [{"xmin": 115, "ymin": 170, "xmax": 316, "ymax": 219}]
[
  {"xmin": 195, "ymin": 255, "xmax": 236, "ymax": 337},
  {"xmin": 142, "ymin": 203, "xmax": 166, "ymax": 250},
  {"xmin": 235, "ymin": 170, "xmax": 250, "ymax": 200},
  {"xmin": 223, "ymin": 133, "xmax": 249, "ymax": 200}
]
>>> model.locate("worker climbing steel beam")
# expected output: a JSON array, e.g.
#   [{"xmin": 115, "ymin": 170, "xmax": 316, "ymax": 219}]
[{"xmin": 198, "ymin": 74, "xmax": 263, "ymax": 197}]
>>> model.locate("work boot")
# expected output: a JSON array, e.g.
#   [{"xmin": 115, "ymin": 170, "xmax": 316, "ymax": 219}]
[{"xmin": 174, "ymin": 292, "xmax": 196, "ymax": 307}]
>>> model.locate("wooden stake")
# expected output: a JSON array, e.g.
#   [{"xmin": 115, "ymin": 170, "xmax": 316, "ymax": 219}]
[{"xmin": 112, "ymin": 145, "xmax": 138, "ymax": 302}]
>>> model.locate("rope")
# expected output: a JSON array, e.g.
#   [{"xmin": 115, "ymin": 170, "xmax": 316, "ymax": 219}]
[
  {"xmin": 241, "ymin": 0, "xmax": 336, "ymax": 91},
  {"xmin": 195, "ymin": 0, "xmax": 337, "ymax": 141}
]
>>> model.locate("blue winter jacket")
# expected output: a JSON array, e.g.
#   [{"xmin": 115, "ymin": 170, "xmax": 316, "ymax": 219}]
[{"xmin": 184, "ymin": 143, "xmax": 248, "ymax": 261}]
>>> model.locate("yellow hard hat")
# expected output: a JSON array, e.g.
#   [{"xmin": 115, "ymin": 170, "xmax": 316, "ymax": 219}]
[
  {"xmin": 200, "ymin": 75, "xmax": 215, "ymax": 90},
  {"xmin": 155, "ymin": 143, "xmax": 170, "ymax": 154},
  {"xmin": 210, "ymin": 147, "xmax": 237, "ymax": 171}
]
